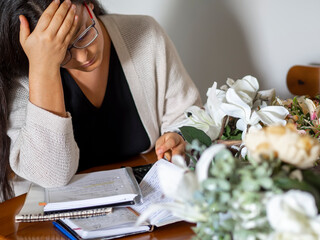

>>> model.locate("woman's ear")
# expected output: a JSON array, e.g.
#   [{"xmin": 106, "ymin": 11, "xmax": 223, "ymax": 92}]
[{"xmin": 89, "ymin": 2, "xmax": 94, "ymax": 10}]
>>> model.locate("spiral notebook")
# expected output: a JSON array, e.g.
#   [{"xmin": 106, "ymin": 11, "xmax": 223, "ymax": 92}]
[
  {"xmin": 15, "ymin": 183, "xmax": 112, "ymax": 222},
  {"xmin": 16, "ymin": 167, "xmax": 142, "ymax": 222}
]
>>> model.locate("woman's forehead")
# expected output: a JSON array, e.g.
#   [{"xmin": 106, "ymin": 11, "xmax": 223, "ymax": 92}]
[{"xmin": 75, "ymin": 3, "xmax": 85, "ymax": 17}]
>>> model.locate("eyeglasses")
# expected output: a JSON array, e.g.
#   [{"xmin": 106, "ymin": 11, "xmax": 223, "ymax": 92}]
[{"xmin": 61, "ymin": 3, "xmax": 99, "ymax": 66}]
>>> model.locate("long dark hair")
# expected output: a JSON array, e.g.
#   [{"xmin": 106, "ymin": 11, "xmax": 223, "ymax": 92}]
[{"xmin": 0, "ymin": 0, "xmax": 106, "ymax": 201}]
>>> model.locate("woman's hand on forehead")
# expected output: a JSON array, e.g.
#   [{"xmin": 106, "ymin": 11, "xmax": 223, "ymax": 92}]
[{"xmin": 19, "ymin": 0, "xmax": 79, "ymax": 69}]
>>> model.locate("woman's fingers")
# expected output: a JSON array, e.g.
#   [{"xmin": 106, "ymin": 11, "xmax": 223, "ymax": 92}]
[
  {"xmin": 19, "ymin": 15, "xmax": 30, "ymax": 44},
  {"xmin": 18, "ymin": 0, "xmax": 80, "ymax": 68},
  {"xmin": 47, "ymin": 0, "xmax": 73, "ymax": 35},
  {"xmin": 58, "ymin": 5, "xmax": 78, "ymax": 44},
  {"xmin": 155, "ymin": 135, "xmax": 176, "ymax": 158},
  {"xmin": 172, "ymin": 142, "xmax": 186, "ymax": 156},
  {"xmin": 164, "ymin": 152, "xmax": 172, "ymax": 161},
  {"xmin": 36, "ymin": 0, "xmax": 60, "ymax": 31},
  {"xmin": 155, "ymin": 133, "xmax": 186, "ymax": 160}
]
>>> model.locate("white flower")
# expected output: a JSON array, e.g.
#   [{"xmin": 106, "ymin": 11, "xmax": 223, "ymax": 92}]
[
  {"xmin": 221, "ymin": 88, "xmax": 288, "ymax": 140},
  {"xmin": 205, "ymin": 82, "xmax": 226, "ymax": 125},
  {"xmin": 267, "ymin": 190, "xmax": 320, "ymax": 240},
  {"xmin": 289, "ymin": 169, "xmax": 303, "ymax": 182},
  {"xmin": 226, "ymin": 75, "xmax": 259, "ymax": 106},
  {"xmin": 158, "ymin": 155, "xmax": 198, "ymax": 203},
  {"xmin": 195, "ymin": 144, "xmax": 226, "ymax": 182},
  {"xmin": 183, "ymin": 82, "xmax": 226, "ymax": 140},
  {"xmin": 181, "ymin": 76, "xmax": 287, "ymax": 143},
  {"xmin": 136, "ymin": 145, "xmax": 227, "ymax": 224},
  {"xmin": 183, "ymin": 106, "xmax": 221, "ymax": 140},
  {"xmin": 245, "ymin": 124, "xmax": 320, "ymax": 168},
  {"xmin": 221, "ymin": 88, "xmax": 260, "ymax": 135},
  {"xmin": 256, "ymin": 89, "xmax": 276, "ymax": 105},
  {"xmin": 255, "ymin": 105, "xmax": 288, "ymax": 127},
  {"xmin": 297, "ymin": 96, "xmax": 316, "ymax": 116}
]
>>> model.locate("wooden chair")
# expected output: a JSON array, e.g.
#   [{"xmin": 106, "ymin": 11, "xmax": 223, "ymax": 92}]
[{"xmin": 287, "ymin": 65, "xmax": 320, "ymax": 97}]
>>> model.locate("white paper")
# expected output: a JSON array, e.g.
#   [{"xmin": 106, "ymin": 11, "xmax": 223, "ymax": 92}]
[
  {"xmin": 62, "ymin": 208, "xmax": 151, "ymax": 238},
  {"xmin": 44, "ymin": 168, "xmax": 140, "ymax": 212},
  {"xmin": 131, "ymin": 159, "xmax": 181, "ymax": 226},
  {"xmin": 46, "ymin": 168, "xmax": 135, "ymax": 202}
]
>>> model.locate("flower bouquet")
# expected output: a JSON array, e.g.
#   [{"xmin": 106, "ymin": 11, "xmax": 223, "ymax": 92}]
[
  {"xmin": 176, "ymin": 75, "xmax": 289, "ymax": 158},
  {"xmin": 139, "ymin": 124, "xmax": 320, "ymax": 240},
  {"xmin": 137, "ymin": 76, "xmax": 320, "ymax": 240}
]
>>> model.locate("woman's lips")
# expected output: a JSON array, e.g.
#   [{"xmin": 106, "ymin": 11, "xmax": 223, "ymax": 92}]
[{"xmin": 81, "ymin": 55, "xmax": 96, "ymax": 68}]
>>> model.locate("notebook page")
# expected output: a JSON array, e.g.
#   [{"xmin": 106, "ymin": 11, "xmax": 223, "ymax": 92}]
[
  {"xmin": 63, "ymin": 208, "xmax": 138, "ymax": 231},
  {"xmin": 62, "ymin": 208, "xmax": 151, "ymax": 238},
  {"xmin": 16, "ymin": 184, "xmax": 44, "ymax": 216},
  {"xmin": 45, "ymin": 168, "xmax": 137, "ymax": 203},
  {"xmin": 131, "ymin": 159, "xmax": 181, "ymax": 226}
]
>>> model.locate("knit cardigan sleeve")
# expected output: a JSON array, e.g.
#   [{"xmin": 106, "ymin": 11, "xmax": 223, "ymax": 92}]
[{"xmin": 7, "ymin": 77, "xmax": 79, "ymax": 188}]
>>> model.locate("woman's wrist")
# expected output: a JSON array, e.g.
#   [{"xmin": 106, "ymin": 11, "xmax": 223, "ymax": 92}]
[
  {"xmin": 29, "ymin": 67, "xmax": 67, "ymax": 117},
  {"xmin": 164, "ymin": 131, "xmax": 185, "ymax": 140}
]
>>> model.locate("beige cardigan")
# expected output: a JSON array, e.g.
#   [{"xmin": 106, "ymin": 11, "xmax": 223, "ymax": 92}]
[{"xmin": 7, "ymin": 14, "xmax": 201, "ymax": 195}]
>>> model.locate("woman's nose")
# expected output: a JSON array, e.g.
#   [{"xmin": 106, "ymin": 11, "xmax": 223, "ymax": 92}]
[{"xmin": 71, "ymin": 48, "xmax": 89, "ymax": 63}]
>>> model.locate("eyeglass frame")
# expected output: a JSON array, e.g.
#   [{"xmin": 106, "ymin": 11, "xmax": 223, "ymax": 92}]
[{"xmin": 61, "ymin": 3, "xmax": 99, "ymax": 66}]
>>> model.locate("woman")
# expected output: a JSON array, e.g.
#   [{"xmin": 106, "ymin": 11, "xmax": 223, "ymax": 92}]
[{"xmin": 0, "ymin": 0, "xmax": 201, "ymax": 201}]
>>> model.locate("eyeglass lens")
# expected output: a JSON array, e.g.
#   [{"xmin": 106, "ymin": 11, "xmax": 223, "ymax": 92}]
[
  {"xmin": 74, "ymin": 27, "xmax": 98, "ymax": 48},
  {"xmin": 61, "ymin": 27, "xmax": 98, "ymax": 66}
]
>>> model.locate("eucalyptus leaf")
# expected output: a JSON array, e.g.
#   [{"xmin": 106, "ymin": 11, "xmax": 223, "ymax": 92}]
[{"xmin": 180, "ymin": 126, "xmax": 212, "ymax": 147}]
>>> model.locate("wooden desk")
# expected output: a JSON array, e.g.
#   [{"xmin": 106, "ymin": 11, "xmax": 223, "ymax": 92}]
[{"xmin": 0, "ymin": 150, "xmax": 195, "ymax": 239}]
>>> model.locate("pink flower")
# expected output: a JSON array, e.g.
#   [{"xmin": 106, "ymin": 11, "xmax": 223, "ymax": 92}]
[
  {"xmin": 297, "ymin": 130, "xmax": 307, "ymax": 135},
  {"xmin": 311, "ymin": 111, "xmax": 317, "ymax": 121}
]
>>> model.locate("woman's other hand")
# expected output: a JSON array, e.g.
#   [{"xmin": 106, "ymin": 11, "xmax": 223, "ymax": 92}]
[
  {"xmin": 19, "ymin": 0, "xmax": 78, "ymax": 69},
  {"xmin": 155, "ymin": 132, "xmax": 186, "ymax": 161}
]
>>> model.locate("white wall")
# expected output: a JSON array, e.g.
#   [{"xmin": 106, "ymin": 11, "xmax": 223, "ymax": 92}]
[{"xmin": 101, "ymin": 0, "xmax": 320, "ymax": 102}]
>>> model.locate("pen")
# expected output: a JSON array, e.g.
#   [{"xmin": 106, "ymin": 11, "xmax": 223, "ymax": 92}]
[{"xmin": 53, "ymin": 221, "xmax": 78, "ymax": 240}]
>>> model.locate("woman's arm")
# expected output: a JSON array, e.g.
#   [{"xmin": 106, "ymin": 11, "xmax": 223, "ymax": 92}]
[
  {"xmin": 19, "ymin": 0, "xmax": 77, "ymax": 116},
  {"xmin": 8, "ymin": 78, "xmax": 79, "ymax": 188},
  {"xmin": 7, "ymin": 0, "xmax": 80, "ymax": 187}
]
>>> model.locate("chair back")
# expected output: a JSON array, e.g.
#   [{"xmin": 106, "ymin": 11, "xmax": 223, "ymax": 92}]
[{"xmin": 287, "ymin": 65, "xmax": 320, "ymax": 97}]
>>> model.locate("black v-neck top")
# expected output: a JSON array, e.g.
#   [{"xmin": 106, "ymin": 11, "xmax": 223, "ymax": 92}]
[{"xmin": 61, "ymin": 43, "xmax": 150, "ymax": 172}]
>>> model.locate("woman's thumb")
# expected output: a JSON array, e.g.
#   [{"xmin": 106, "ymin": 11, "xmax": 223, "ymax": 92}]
[{"xmin": 19, "ymin": 15, "xmax": 30, "ymax": 43}]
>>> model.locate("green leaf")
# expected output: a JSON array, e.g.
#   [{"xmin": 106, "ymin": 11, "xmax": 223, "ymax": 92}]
[
  {"xmin": 221, "ymin": 125, "xmax": 243, "ymax": 140},
  {"xmin": 302, "ymin": 169, "xmax": 320, "ymax": 190},
  {"xmin": 179, "ymin": 126, "xmax": 212, "ymax": 147},
  {"xmin": 274, "ymin": 176, "xmax": 320, "ymax": 211},
  {"xmin": 186, "ymin": 152, "xmax": 198, "ymax": 166},
  {"xmin": 225, "ymin": 125, "xmax": 231, "ymax": 136},
  {"xmin": 228, "ymin": 133, "xmax": 242, "ymax": 140}
]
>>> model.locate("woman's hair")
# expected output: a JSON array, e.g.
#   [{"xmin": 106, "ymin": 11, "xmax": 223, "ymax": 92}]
[{"xmin": 0, "ymin": 0, "xmax": 106, "ymax": 202}]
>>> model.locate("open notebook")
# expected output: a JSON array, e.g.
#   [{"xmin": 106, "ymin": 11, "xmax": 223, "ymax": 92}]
[
  {"xmin": 16, "ymin": 167, "xmax": 141, "ymax": 222},
  {"xmin": 55, "ymin": 208, "xmax": 153, "ymax": 239},
  {"xmin": 15, "ymin": 183, "xmax": 112, "ymax": 222},
  {"xmin": 54, "ymin": 159, "xmax": 182, "ymax": 239}
]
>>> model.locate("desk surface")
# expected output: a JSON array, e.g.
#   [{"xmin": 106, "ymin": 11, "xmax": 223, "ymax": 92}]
[{"xmin": 0, "ymin": 151, "xmax": 195, "ymax": 240}]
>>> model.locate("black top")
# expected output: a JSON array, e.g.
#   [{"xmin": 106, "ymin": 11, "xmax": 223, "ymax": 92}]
[{"xmin": 61, "ymin": 43, "xmax": 150, "ymax": 172}]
